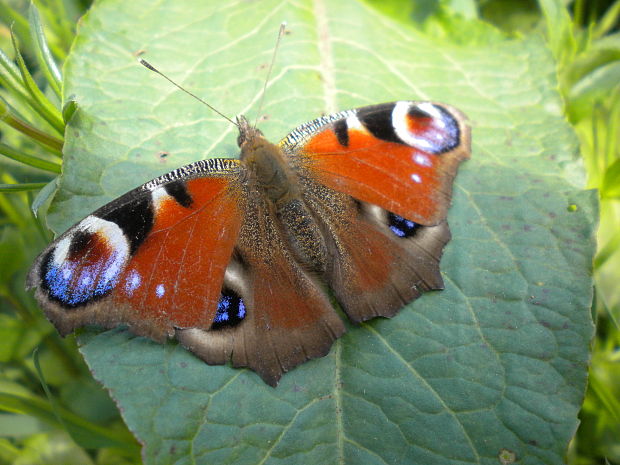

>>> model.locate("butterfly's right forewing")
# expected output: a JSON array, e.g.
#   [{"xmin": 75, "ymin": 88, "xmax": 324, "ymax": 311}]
[{"xmin": 27, "ymin": 159, "xmax": 245, "ymax": 341}]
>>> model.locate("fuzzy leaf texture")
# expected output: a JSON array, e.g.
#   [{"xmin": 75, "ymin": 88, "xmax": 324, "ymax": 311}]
[{"xmin": 44, "ymin": 0, "xmax": 597, "ymax": 464}]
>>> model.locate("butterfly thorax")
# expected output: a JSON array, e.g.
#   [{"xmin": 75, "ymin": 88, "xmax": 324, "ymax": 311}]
[{"xmin": 238, "ymin": 116, "xmax": 302, "ymax": 206}]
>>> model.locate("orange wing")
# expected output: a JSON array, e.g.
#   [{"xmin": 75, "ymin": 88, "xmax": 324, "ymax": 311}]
[
  {"xmin": 27, "ymin": 159, "xmax": 244, "ymax": 341},
  {"xmin": 282, "ymin": 101, "xmax": 471, "ymax": 225},
  {"xmin": 279, "ymin": 101, "xmax": 470, "ymax": 329}
]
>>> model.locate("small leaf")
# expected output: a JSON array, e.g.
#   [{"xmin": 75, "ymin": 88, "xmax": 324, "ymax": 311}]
[
  {"xmin": 0, "ymin": 96, "xmax": 64, "ymax": 153},
  {"xmin": 569, "ymin": 62, "xmax": 620, "ymax": 121},
  {"xmin": 0, "ymin": 182, "xmax": 47, "ymax": 192},
  {"xmin": 0, "ymin": 142, "xmax": 61, "ymax": 173},
  {"xmin": 28, "ymin": 3, "xmax": 63, "ymax": 99},
  {"xmin": 10, "ymin": 29, "xmax": 64, "ymax": 134},
  {"xmin": 538, "ymin": 0, "xmax": 577, "ymax": 68},
  {"xmin": 601, "ymin": 158, "xmax": 620, "ymax": 199},
  {"xmin": 593, "ymin": 0, "xmax": 620, "ymax": 39},
  {"xmin": 595, "ymin": 229, "xmax": 620, "ymax": 270},
  {"xmin": 31, "ymin": 178, "xmax": 59, "ymax": 218},
  {"xmin": 62, "ymin": 98, "xmax": 77, "ymax": 124}
]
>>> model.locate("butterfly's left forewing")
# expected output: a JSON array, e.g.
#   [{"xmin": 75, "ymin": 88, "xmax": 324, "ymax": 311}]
[
  {"xmin": 27, "ymin": 159, "xmax": 244, "ymax": 341},
  {"xmin": 283, "ymin": 101, "xmax": 470, "ymax": 225}
]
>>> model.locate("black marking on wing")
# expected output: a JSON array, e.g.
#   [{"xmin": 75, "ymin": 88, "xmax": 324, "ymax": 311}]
[
  {"xmin": 357, "ymin": 103, "xmax": 400, "ymax": 144},
  {"xmin": 165, "ymin": 180, "xmax": 193, "ymax": 208},
  {"xmin": 333, "ymin": 119, "xmax": 349, "ymax": 147},
  {"xmin": 98, "ymin": 196, "xmax": 154, "ymax": 255},
  {"xmin": 68, "ymin": 230, "xmax": 95, "ymax": 259}
]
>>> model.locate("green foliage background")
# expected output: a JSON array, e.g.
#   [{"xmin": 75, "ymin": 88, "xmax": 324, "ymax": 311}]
[{"xmin": 0, "ymin": 1, "xmax": 618, "ymax": 464}]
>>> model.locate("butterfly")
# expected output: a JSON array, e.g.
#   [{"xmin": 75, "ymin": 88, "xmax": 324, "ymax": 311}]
[{"xmin": 27, "ymin": 98, "xmax": 470, "ymax": 386}]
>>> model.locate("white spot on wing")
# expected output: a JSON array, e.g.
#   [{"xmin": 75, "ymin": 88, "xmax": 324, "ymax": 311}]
[
  {"xmin": 346, "ymin": 114, "xmax": 364, "ymax": 131},
  {"xmin": 151, "ymin": 186, "xmax": 172, "ymax": 212},
  {"xmin": 126, "ymin": 269, "xmax": 142, "ymax": 293},
  {"xmin": 79, "ymin": 216, "xmax": 129, "ymax": 256},
  {"xmin": 78, "ymin": 215, "xmax": 129, "ymax": 281},
  {"xmin": 392, "ymin": 101, "xmax": 439, "ymax": 152},
  {"xmin": 411, "ymin": 173, "xmax": 422, "ymax": 183},
  {"xmin": 52, "ymin": 237, "xmax": 72, "ymax": 267},
  {"xmin": 413, "ymin": 153, "xmax": 432, "ymax": 167},
  {"xmin": 156, "ymin": 284, "xmax": 165, "ymax": 298},
  {"xmin": 102, "ymin": 255, "xmax": 124, "ymax": 285},
  {"xmin": 127, "ymin": 270, "xmax": 142, "ymax": 289},
  {"xmin": 417, "ymin": 102, "xmax": 445, "ymax": 128}
]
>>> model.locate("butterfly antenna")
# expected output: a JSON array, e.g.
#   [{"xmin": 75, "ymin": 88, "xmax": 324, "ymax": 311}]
[
  {"xmin": 139, "ymin": 59, "xmax": 238, "ymax": 127},
  {"xmin": 253, "ymin": 22, "xmax": 287, "ymax": 128}
]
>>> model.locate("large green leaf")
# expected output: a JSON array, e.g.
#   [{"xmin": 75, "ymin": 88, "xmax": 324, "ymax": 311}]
[{"xmin": 45, "ymin": 0, "xmax": 596, "ymax": 463}]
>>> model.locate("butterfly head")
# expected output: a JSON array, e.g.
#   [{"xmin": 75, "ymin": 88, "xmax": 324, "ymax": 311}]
[{"xmin": 236, "ymin": 115, "xmax": 265, "ymax": 148}]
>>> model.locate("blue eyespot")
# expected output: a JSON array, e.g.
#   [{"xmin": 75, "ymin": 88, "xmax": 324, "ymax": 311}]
[
  {"xmin": 212, "ymin": 289, "xmax": 246, "ymax": 329},
  {"xmin": 388, "ymin": 212, "xmax": 419, "ymax": 238},
  {"xmin": 43, "ymin": 250, "xmax": 120, "ymax": 307}
]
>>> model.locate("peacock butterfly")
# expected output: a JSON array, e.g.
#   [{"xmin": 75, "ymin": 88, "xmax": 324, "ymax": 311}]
[{"xmin": 27, "ymin": 58, "xmax": 471, "ymax": 386}]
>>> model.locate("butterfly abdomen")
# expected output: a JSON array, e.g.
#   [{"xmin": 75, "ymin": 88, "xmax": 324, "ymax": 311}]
[{"xmin": 276, "ymin": 198, "xmax": 328, "ymax": 272}]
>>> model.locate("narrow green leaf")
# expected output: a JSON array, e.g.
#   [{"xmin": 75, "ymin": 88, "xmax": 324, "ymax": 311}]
[
  {"xmin": 28, "ymin": 3, "xmax": 63, "ymax": 99},
  {"xmin": 0, "ymin": 48, "xmax": 33, "ymax": 108},
  {"xmin": 0, "ymin": 391, "xmax": 139, "ymax": 451},
  {"xmin": 601, "ymin": 159, "xmax": 620, "ymax": 199},
  {"xmin": 0, "ymin": 142, "xmax": 61, "ymax": 173},
  {"xmin": 0, "ymin": 182, "xmax": 47, "ymax": 192},
  {"xmin": 595, "ymin": 229, "xmax": 620, "ymax": 270},
  {"xmin": 10, "ymin": 30, "xmax": 65, "ymax": 134},
  {"xmin": 0, "ymin": 47, "xmax": 25, "ymax": 89},
  {"xmin": 593, "ymin": 0, "xmax": 620, "ymax": 39},
  {"xmin": 0, "ymin": 97, "xmax": 64, "ymax": 154},
  {"xmin": 537, "ymin": 0, "xmax": 577, "ymax": 67}
]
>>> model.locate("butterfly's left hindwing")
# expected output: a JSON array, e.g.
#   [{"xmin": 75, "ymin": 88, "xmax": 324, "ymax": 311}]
[{"xmin": 27, "ymin": 159, "xmax": 244, "ymax": 341}]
